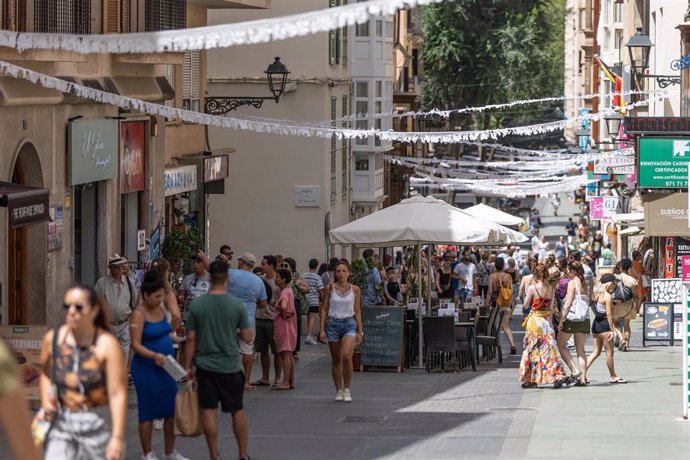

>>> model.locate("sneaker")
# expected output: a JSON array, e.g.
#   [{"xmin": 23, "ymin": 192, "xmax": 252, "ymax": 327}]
[
  {"xmin": 343, "ymin": 388, "xmax": 352, "ymax": 403},
  {"xmin": 305, "ymin": 336, "xmax": 317, "ymax": 345},
  {"xmin": 153, "ymin": 418, "xmax": 163, "ymax": 430},
  {"xmin": 164, "ymin": 451, "xmax": 190, "ymax": 460},
  {"xmin": 142, "ymin": 452, "xmax": 160, "ymax": 460},
  {"xmin": 335, "ymin": 389, "xmax": 344, "ymax": 401}
]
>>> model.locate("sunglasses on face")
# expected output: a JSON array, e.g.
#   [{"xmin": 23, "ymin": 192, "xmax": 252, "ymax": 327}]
[
  {"xmin": 279, "ymin": 264, "xmax": 289, "ymax": 268},
  {"xmin": 63, "ymin": 303, "xmax": 86, "ymax": 312}
]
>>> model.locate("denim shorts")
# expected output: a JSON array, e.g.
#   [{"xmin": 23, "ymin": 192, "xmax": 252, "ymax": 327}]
[
  {"xmin": 326, "ymin": 316, "xmax": 357, "ymax": 342},
  {"xmin": 455, "ymin": 288, "xmax": 472, "ymax": 302}
]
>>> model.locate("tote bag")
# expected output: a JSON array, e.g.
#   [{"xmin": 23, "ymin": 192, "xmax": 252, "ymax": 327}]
[{"xmin": 175, "ymin": 382, "xmax": 203, "ymax": 437}]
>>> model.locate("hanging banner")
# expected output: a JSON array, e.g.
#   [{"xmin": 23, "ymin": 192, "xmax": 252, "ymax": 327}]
[
  {"xmin": 120, "ymin": 121, "xmax": 146, "ymax": 194},
  {"xmin": 665, "ymin": 237, "xmax": 676, "ymax": 278}
]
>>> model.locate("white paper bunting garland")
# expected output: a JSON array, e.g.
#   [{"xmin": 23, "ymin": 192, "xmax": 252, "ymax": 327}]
[{"xmin": 0, "ymin": 0, "xmax": 446, "ymax": 54}]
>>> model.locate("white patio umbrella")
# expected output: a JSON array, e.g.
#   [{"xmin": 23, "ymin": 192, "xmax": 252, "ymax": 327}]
[
  {"xmin": 465, "ymin": 203, "xmax": 525, "ymax": 227},
  {"xmin": 329, "ymin": 195, "xmax": 527, "ymax": 368}
]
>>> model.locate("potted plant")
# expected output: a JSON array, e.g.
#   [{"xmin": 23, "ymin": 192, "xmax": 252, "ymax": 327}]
[{"xmin": 161, "ymin": 227, "xmax": 204, "ymax": 289}]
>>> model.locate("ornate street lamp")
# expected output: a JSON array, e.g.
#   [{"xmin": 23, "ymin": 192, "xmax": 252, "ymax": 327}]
[
  {"xmin": 577, "ymin": 128, "xmax": 590, "ymax": 154},
  {"xmin": 625, "ymin": 27, "xmax": 653, "ymax": 90},
  {"xmin": 604, "ymin": 112, "xmax": 623, "ymax": 142},
  {"xmin": 205, "ymin": 57, "xmax": 290, "ymax": 115}
]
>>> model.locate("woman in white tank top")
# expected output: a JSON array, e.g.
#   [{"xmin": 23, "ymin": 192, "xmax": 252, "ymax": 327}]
[{"xmin": 319, "ymin": 260, "xmax": 362, "ymax": 403}]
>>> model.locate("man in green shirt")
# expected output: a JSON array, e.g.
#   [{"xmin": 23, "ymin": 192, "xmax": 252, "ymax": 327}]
[{"xmin": 185, "ymin": 260, "xmax": 252, "ymax": 460}]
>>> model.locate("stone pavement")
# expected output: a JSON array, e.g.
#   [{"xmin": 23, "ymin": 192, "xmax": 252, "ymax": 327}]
[{"xmin": 123, "ymin": 315, "xmax": 690, "ymax": 460}]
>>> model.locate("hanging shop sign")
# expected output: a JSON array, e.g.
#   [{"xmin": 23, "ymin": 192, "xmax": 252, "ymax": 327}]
[
  {"xmin": 638, "ymin": 137, "xmax": 690, "ymax": 188},
  {"xmin": 203, "ymin": 155, "xmax": 229, "ymax": 182},
  {"xmin": 592, "ymin": 156, "xmax": 635, "ymax": 175},
  {"xmin": 625, "ymin": 117, "xmax": 690, "ymax": 135},
  {"xmin": 0, "ymin": 182, "xmax": 50, "ymax": 228},
  {"xmin": 68, "ymin": 119, "xmax": 119, "ymax": 186},
  {"xmin": 589, "ymin": 196, "xmax": 619, "ymax": 220},
  {"xmin": 676, "ymin": 238, "xmax": 690, "ymax": 279},
  {"xmin": 164, "ymin": 165, "xmax": 198, "ymax": 197},
  {"xmin": 120, "ymin": 121, "xmax": 146, "ymax": 193},
  {"xmin": 665, "ymin": 237, "xmax": 676, "ymax": 278},
  {"xmin": 644, "ymin": 193, "xmax": 690, "ymax": 237}
]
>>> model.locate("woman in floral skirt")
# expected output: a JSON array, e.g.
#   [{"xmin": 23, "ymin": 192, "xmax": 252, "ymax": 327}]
[{"xmin": 519, "ymin": 263, "xmax": 566, "ymax": 389}]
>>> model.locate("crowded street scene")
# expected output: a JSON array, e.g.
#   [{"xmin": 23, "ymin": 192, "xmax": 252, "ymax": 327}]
[{"xmin": 2, "ymin": 0, "xmax": 690, "ymax": 459}]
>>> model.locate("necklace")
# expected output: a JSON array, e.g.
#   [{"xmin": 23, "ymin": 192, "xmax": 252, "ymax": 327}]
[{"xmin": 334, "ymin": 283, "xmax": 350, "ymax": 295}]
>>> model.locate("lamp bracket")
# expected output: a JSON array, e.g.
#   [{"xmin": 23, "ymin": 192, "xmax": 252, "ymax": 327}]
[
  {"xmin": 204, "ymin": 96, "xmax": 276, "ymax": 115},
  {"xmin": 642, "ymin": 75, "xmax": 681, "ymax": 88}
]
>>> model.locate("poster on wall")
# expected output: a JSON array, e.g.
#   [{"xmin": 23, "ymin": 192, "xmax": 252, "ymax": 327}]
[
  {"xmin": 120, "ymin": 121, "xmax": 146, "ymax": 193},
  {"xmin": 149, "ymin": 225, "xmax": 161, "ymax": 261},
  {"xmin": 47, "ymin": 206, "xmax": 64, "ymax": 252},
  {"xmin": 0, "ymin": 326, "xmax": 47, "ymax": 401},
  {"xmin": 674, "ymin": 237, "xmax": 690, "ymax": 279}
]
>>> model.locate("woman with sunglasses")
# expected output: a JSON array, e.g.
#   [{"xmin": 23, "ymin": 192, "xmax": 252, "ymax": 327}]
[
  {"xmin": 130, "ymin": 272, "xmax": 189, "ymax": 460},
  {"xmin": 40, "ymin": 285, "xmax": 127, "ymax": 460}
]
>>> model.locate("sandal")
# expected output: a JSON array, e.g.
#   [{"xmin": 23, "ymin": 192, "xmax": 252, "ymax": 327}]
[
  {"xmin": 573, "ymin": 381, "xmax": 588, "ymax": 387},
  {"xmin": 618, "ymin": 339, "xmax": 628, "ymax": 352},
  {"xmin": 510, "ymin": 347, "xmax": 517, "ymax": 355},
  {"xmin": 521, "ymin": 382, "xmax": 537, "ymax": 389},
  {"xmin": 553, "ymin": 379, "xmax": 564, "ymax": 389},
  {"xmin": 251, "ymin": 380, "xmax": 270, "ymax": 387},
  {"xmin": 609, "ymin": 377, "xmax": 627, "ymax": 384}
]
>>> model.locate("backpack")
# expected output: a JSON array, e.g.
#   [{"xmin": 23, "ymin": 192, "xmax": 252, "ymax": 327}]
[
  {"xmin": 566, "ymin": 284, "xmax": 589, "ymax": 322},
  {"xmin": 496, "ymin": 274, "xmax": 512, "ymax": 307},
  {"xmin": 612, "ymin": 281, "xmax": 634, "ymax": 302}
]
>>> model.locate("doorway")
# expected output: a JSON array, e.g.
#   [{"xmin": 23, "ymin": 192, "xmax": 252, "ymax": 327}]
[
  {"xmin": 8, "ymin": 142, "xmax": 46, "ymax": 325},
  {"xmin": 74, "ymin": 185, "xmax": 97, "ymax": 286}
]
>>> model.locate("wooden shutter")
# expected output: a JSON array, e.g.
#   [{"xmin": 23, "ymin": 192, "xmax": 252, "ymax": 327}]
[
  {"xmin": 341, "ymin": 0, "xmax": 348, "ymax": 65},
  {"xmin": 103, "ymin": 0, "xmax": 120, "ymax": 33},
  {"xmin": 341, "ymin": 95, "xmax": 349, "ymax": 196},
  {"xmin": 328, "ymin": 0, "xmax": 337, "ymax": 65},
  {"xmin": 182, "ymin": 50, "xmax": 201, "ymax": 111},
  {"xmin": 331, "ymin": 96, "xmax": 337, "ymax": 202}
]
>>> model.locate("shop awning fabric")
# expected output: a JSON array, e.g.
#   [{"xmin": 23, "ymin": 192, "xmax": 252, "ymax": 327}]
[
  {"xmin": 329, "ymin": 195, "xmax": 527, "ymax": 247},
  {"xmin": 464, "ymin": 203, "xmax": 524, "ymax": 227},
  {"xmin": 0, "ymin": 181, "xmax": 50, "ymax": 228}
]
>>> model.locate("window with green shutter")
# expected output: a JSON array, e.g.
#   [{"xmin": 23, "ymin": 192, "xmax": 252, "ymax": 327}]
[
  {"xmin": 341, "ymin": 0, "xmax": 348, "ymax": 65},
  {"xmin": 342, "ymin": 95, "xmax": 349, "ymax": 197},
  {"xmin": 331, "ymin": 96, "xmax": 337, "ymax": 202},
  {"xmin": 328, "ymin": 0, "xmax": 338, "ymax": 65}
]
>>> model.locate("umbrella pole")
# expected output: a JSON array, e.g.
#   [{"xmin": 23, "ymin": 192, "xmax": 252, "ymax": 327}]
[
  {"xmin": 427, "ymin": 244, "xmax": 433, "ymax": 317},
  {"xmin": 418, "ymin": 242, "xmax": 424, "ymax": 369}
]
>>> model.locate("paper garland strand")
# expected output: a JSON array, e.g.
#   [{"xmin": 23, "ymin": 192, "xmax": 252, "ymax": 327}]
[
  {"xmin": 0, "ymin": 60, "xmax": 675, "ymax": 144},
  {"xmin": 0, "ymin": 0, "xmax": 445, "ymax": 54}
]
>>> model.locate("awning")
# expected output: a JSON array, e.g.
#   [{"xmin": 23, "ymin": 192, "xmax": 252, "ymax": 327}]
[
  {"xmin": 610, "ymin": 212, "xmax": 644, "ymax": 225},
  {"xmin": 0, "ymin": 181, "xmax": 50, "ymax": 228},
  {"xmin": 619, "ymin": 226, "xmax": 642, "ymax": 236},
  {"xmin": 0, "ymin": 77, "xmax": 63, "ymax": 106}
]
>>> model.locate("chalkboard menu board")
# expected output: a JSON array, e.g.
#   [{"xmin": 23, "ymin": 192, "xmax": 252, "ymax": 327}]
[
  {"xmin": 361, "ymin": 306, "xmax": 404, "ymax": 371},
  {"xmin": 643, "ymin": 303, "xmax": 673, "ymax": 346}
]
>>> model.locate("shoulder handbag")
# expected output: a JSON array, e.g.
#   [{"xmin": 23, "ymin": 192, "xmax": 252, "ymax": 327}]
[
  {"xmin": 566, "ymin": 284, "xmax": 589, "ymax": 322},
  {"xmin": 31, "ymin": 329, "xmax": 60, "ymax": 448}
]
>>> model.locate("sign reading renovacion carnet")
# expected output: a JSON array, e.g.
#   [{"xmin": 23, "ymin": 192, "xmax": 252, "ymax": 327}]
[
  {"xmin": 361, "ymin": 306, "xmax": 404, "ymax": 371},
  {"xmin": 639, "ymin": 137, "xmax": 690, "ymax": 188}
]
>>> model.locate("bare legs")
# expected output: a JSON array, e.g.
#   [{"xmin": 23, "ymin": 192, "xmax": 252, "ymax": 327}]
[
  {"xmin": 557, "ymin": 332, "xmax": 577, "ymax": 374},
  {"xmin": 241, "ymin": 354, "xmax": 253, "ymax": 390},
  {"xmin": 500, "ymin": 309, "xmax": 515, "ymax": 348},
  {"xmin": 586, "ymin": 333, "xmax": 619, "ymax": 380},
  {"xmin": 201, "ymin": 408, "xmax": 248, "ymax": 460},
  {"xmin": 259, "ymin": 352, "xmax": 282, "ymax": 385},
  {"xmin": 276, "ymin": 351, "xmax": 294, "ymax": 389},
  {"xmin": 573, "ymin": 333, "xmax": 587, "ymax": 383},
  {"xmin": 139, "ymin": 417, "xmax": 175, "ymax": 456},
  {"xmin": 307, "ymin": 312, "xmax": 319, "ymax": 338},
  {"xmin": 328, "ymin": 336, "xmax": 356, "ymax": 391}
]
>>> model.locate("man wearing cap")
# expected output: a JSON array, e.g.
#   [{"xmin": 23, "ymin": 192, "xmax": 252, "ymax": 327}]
[
  {"xmin": 95, "ymin": 254, "xmax": 137, "ymax": 361},
  {"xmin": 227, "ymin": 252, "xmax": 267, "ymax": 391}
]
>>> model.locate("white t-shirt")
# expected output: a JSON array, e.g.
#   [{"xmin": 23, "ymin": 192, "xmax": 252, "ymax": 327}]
[
  {"xmin": 453, "ymin": 262, "xmax": 476, "ymax": 290},
  {"xmin": 531, "ymin": 236, "xmax": 540, "ymax": 253}
]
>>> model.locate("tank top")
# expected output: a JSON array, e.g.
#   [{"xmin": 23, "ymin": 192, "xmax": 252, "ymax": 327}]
[
  {"xmin": 54, "ymin": 328, "xmax": 108, "ymax": 411},
  {"xmin": 328, "ymin": 285, "xmax": 355, "ymax": 319}
]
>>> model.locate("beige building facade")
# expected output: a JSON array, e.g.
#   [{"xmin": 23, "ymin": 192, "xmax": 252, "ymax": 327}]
[{"xmin": 207, "ymin": 0, "xmax": 353, "ymax": 269}]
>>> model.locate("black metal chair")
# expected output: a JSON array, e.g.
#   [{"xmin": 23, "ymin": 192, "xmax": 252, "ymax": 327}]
[
  {"xmin": 423, "ymin": 316, "xmax": 460, "ymax": 373},
  {"xmin": 476, "ymin": 305, "xmax": 497, "ymax": 336},
  {"xmin": 455, "ymin": 314, "xmax": 478, "ymax": 372},
  {"xmin": 476, "ymin": 309, "xmax": 505, "ymax": 364},
  {"xmin": 458, "ymin": 311, "xmax": 471, "ymax": 323}
]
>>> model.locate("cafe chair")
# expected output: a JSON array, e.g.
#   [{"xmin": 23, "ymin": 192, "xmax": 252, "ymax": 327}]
[
  {"xmin": 423, "ymin": 316, "xmax": 460, "ymax": 373},
  {"xmin": 476, "ymin": 306, "xmax": 497, "ymax": 336},
  {"xmin": 455, "ymin": 315, "xmax": 478, "ymax": 372},
  {"xmin": 476, "ymin": 309, "xmax": 505, "ymax": 364}
]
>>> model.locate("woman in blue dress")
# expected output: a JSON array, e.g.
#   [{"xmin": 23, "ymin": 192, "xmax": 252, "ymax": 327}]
[{"xmin": 130, "ymin": 271, "xmax": 189, "ymax": 460}]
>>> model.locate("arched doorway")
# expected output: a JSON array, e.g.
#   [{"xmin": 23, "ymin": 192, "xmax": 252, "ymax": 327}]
[{"xmin": 8, "ymin": 142, "xmax": 46, "ymax": 325}]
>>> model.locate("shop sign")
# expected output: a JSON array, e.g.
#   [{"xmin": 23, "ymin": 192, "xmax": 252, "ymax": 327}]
[
  {"xmin": 665, "ymin": 237, "xmax": 676, "ymax": 278},
  {"xmin": 295, "ymin": 186, "xmax": 321, "ymax": 207},
  {"xmin": 592, "ymin": 156, "xmax": 635, "ymax": 175},
  {"xmin": 676, "ymin": 237, "xmax": 690, "ymax": 279},
  {"xmin": 120, "ymin": 121, "xmax": 146, "ymax": 193},
  {"xmin": 149, "ymin": 225, "xmax": 161, "ymax": 261},
  {"xmin": 68, "ymin": 119, "xmax": 119, "ymax": 186},
  {"xmin": 0, "ymin": 325, "xmax": 47, "ymax": 400},
  {"xmin": 164, "ymin": 165, "xmax": 198, "ymax": 197},
  {"xmin": 625, "ymin": 117, "xmax": 690, "ymax": 135},
  {"xmin": 47, "ymin": 206, "xmax": 64, "ymax": 252},
  {"xmin": 638, "ymin": 137, "xmax": 690, "ymax": 188},
  {"xmin": 137, "ymin": 230, "xmax": 146, "ymax": 251},
  {"xmin": 644, "ymin": 193, "xmax": 690, "ymax": 237},
  {"xmin": 9, "ymin": 193, "xmax": 49, "ymax": 228},
  {"xmin": 203, "ymin": 155, "xmax": 229, "ymax": 182},
  {"xmin": 589, "ymin": 196, "xmax": 619, "ymax": 220},
  {"xmin": 682, "ymin": 257, "xmax": 690, "ymax": 283}
]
